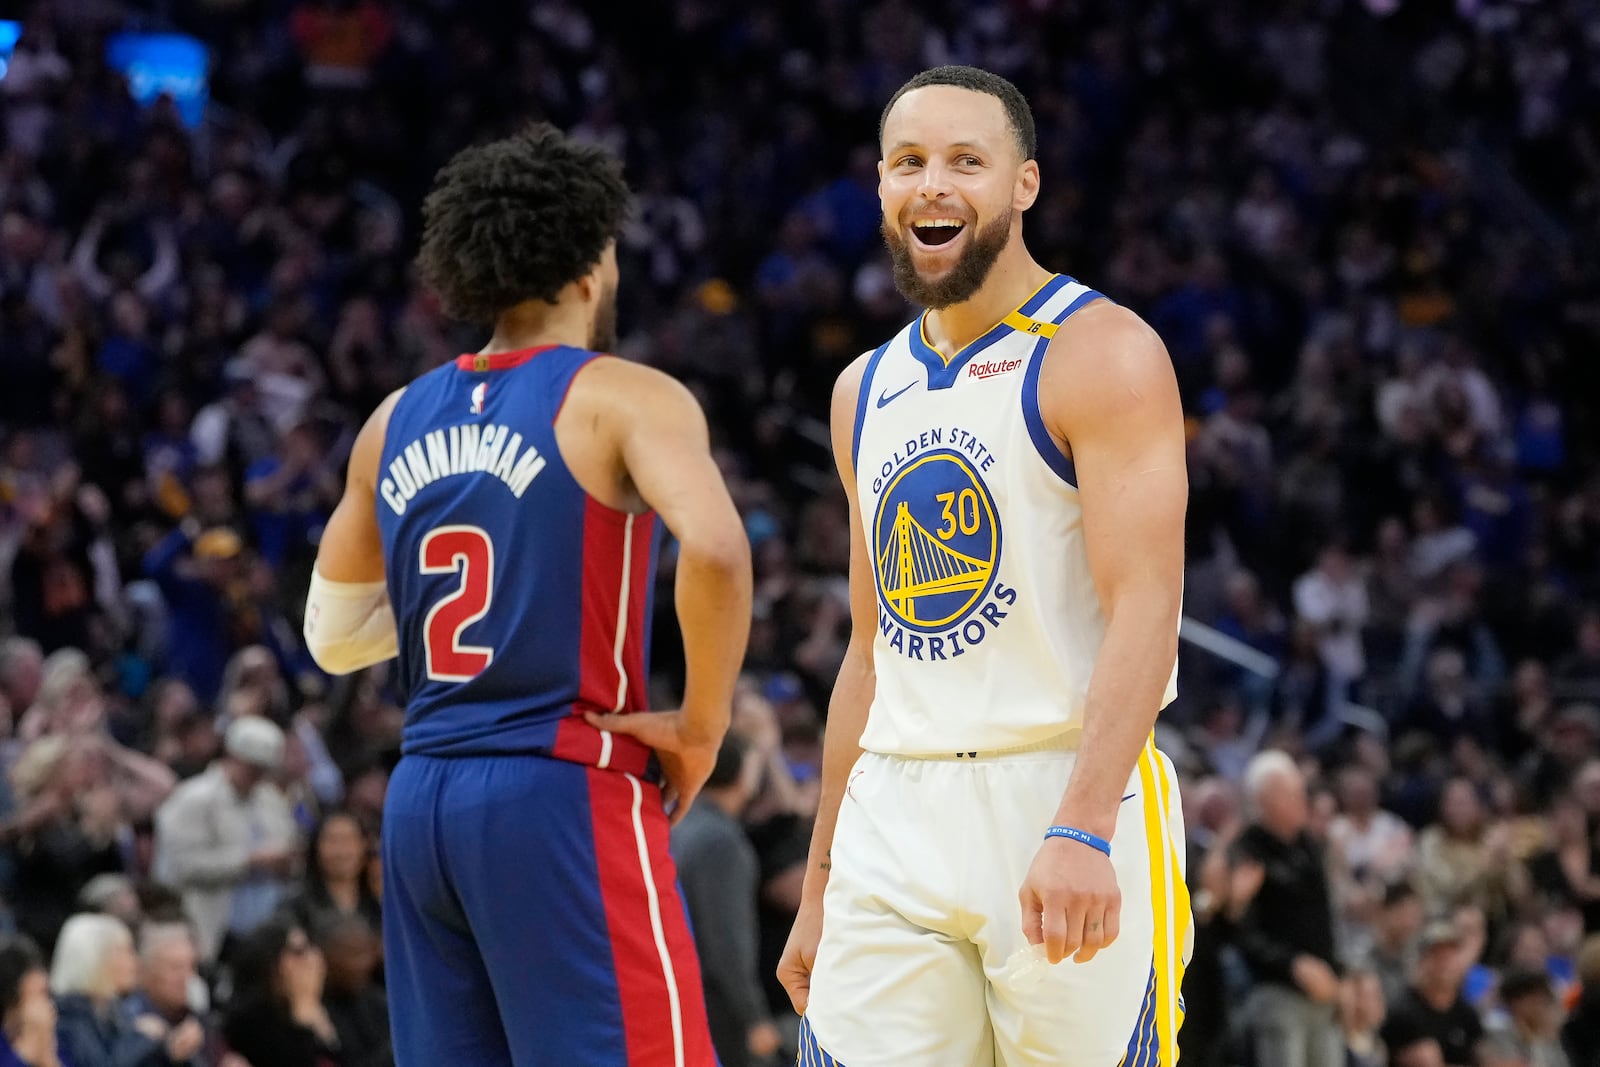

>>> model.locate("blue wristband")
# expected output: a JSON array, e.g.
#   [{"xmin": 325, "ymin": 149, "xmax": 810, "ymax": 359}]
[{"xmin": 1044, "ymin": 825, "xmax": 1112, "ymax": 857}]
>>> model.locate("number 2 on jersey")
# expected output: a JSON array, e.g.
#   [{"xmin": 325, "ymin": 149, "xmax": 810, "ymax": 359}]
[{"xmin": 420, "ymin": 525, "xmax": 494, "ymax": 682}]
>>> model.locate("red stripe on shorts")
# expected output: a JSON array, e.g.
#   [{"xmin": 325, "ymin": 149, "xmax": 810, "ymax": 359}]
[{"xmin": 586, "ymin": 768, "xmax": 715, "ymax": 1066}]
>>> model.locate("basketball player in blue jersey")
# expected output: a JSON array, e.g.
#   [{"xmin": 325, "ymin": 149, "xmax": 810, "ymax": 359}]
[
  {"xmin": 778, "ymin": 67, "xmax": 1192, "ymax": 1066},
  {"xmin": 302, "ymin": 124, "xmax": 752, "ymax": 1067}
]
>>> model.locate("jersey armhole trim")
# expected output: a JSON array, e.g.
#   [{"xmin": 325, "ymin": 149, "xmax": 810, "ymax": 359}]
[
  {"xmin": 1021, "ymin": 289, "xmax": 1110, "ymax": 488},
  {"xmin": 552, "ymin": 351, "xmax": 652, "ymax": 529},
  {"xmin": 850, "ymin": 340, "xmax": 893, "ymax": 472}
]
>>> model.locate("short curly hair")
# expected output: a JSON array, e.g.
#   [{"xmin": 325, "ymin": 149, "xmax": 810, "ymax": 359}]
[{"xmin": 416, "ymin": 123, "xmax": 631, "ymax": 324}]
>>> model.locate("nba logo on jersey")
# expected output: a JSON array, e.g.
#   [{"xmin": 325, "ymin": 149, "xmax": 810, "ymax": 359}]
[{"xmin": 470, "ymin": 381, "xmax": 487, "ymax": 415}]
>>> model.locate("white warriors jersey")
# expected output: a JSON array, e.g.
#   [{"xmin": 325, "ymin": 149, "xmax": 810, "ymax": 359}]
[{"xmin": 852, "ymin": 274, "xmax": 1179, "ymax": 755}]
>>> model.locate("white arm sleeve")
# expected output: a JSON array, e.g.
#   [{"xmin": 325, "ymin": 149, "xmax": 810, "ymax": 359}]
[{"xmin": 303, "ymin": 568, "xmax": 400, "ymax": 674}]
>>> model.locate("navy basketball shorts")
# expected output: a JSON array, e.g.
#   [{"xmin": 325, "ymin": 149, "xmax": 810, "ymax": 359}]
[{"xmin": 381, "ymin": 753, "xmax": 716, "ymax": 1066}]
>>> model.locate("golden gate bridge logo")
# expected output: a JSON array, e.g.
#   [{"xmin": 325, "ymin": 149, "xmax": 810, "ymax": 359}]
[{"xmin": 872, "ymin": 450, "xmax": 1000, "ymax": 632}]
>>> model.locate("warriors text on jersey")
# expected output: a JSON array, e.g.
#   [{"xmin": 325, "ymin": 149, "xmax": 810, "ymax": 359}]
[
  {"xmin": 852, "ymin": 274, "xmax": 1179, "ymax": 755},
  {"xmin": 375, "ymin": 345, "xmax": 661, "ymax": 772}
]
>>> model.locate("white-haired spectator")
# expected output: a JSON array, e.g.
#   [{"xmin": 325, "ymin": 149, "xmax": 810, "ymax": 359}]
[
  {"xmin": 51, "ymin": 913, "xmax": 203, "ymax": 1067},
  {"xmin": 126, "ymin": 923, "xmax": 209, "ymax": 1067},
  {"xmin": 1235, "ymin": 749, "xmax": 1343, "ymax": 1067}
]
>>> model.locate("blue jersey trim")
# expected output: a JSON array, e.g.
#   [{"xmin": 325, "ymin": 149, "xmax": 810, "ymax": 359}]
[
  {"xmin": 908, "ymin": 274, "xmax": 1071, "ymax": 390},
  {"xmin": 1020, "ymin": 287, "xmax": 1108, "ymax": 488},
  {"xmin": 850, "ymin": 340, "xmax": 893, "ymax": 472}
]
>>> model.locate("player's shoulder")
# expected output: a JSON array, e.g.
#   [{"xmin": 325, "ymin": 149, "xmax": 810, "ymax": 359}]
[
  {"xmin": 1044, "ymin": 300, "xmax": 1174, "ymax": 399},
  {"xmin": 578, "ymin": 353, "xmax": 700, "ymax": 405},
  {"xmin": 566, "ymin": 354, "xmax": 709, "ymax": 437}
]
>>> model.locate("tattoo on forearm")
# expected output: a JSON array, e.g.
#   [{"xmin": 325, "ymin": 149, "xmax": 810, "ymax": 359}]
[{"xmin": 820, "ymin": 849, "xmax": 831, "ymax": 873}]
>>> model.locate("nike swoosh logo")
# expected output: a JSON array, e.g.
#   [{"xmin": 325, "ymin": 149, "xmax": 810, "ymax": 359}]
[
  {"xmin": 876, "ymin": 382, "xmax": 916, "ymax": 408},
  {"xmin": 1122, "ymin": 793, "xmax": 1137, "ymax": 803}
]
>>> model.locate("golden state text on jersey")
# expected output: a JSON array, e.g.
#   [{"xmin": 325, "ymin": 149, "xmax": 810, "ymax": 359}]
[{"xmin": 870, "ymin": 439, "xmax": 1016, "ymax": 659}]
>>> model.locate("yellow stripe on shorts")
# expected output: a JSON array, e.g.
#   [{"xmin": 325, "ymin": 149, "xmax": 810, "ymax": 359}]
[{"xmin": 1132, "ymin": 735, "xmax": 1189, "ymax": 1067}]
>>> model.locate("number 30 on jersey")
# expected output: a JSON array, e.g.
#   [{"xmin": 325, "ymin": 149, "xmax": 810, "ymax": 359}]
[{"xmin": 420, "ymin": 525, "xmax": 494, "ymax": 682}]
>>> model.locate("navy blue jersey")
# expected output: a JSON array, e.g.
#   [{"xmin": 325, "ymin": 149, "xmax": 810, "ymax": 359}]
[{"xmin": 375, "ymin": 345, "xmax": 662, "ymax": 770}]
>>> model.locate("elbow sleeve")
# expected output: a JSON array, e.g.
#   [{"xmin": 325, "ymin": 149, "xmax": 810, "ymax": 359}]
[{"xmin": 304, "ymin": 569, "xmax": 399, "ymax": 674}]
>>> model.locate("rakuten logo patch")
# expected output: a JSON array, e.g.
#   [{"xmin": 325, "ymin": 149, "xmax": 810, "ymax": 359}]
[{"xmin": 967, "ymin": 357, "xmax": 1023, "ymax": 380}]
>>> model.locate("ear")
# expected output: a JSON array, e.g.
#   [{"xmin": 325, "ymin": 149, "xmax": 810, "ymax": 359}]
[
  {"xmin": 1014, "ymin": 159, "xmax": 1040, "ymax": 212},
  {"xmin": 877, "ymin": 157, "xmax": 886, "ymax": 199},
  {"xmin": 573, "ymin": 261, "xmax": 600, "ymax": 303}
]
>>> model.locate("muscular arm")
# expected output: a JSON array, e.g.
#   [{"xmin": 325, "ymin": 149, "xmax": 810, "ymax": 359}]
[
  {"xmin": 612, "ymin": 367, "xmax": 752, "ymax": 741},
  {"xmin": 1040, "ymin": 306, "xmax": 1186, "ymax": 839},
  {"xmin": 799, "ymin": 356, "xmax": 879, "ymax": 904}
]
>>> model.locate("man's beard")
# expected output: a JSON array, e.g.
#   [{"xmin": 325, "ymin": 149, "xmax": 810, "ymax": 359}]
[
  {"xmin": 590, "ymin": 281, "xmax": 618, "ymax": 351},
  {"xmin": 883, "ymin": 208, "xmax": 1012, "ymax": 310}
]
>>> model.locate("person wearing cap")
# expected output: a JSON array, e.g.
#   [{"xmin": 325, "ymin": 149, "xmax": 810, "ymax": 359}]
[
  {"xmin": 1486, "ymin": 966, "xmax": 1571, "ymax": 1067},
  {"xmin": 152, "ymin": 717, "xmax": 301, "ymax": 964},
  {"xmin": 1381, "ymin": 916, "xmax": 1485, "ymax": 1067}
]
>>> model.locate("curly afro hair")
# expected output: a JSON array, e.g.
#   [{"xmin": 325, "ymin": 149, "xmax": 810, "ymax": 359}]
[{"xmin": 417, "ymin": 123, "xmax": 631, "ymax": 325}]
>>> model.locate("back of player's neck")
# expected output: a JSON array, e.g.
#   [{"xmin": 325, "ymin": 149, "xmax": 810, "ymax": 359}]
[
  {"xmin": 485, "ymin": 304, "xmax": 589, "ymax": 353},
  {"xmin": 482, "ymin": 324, "xmax": 586, "ymax": 355}
]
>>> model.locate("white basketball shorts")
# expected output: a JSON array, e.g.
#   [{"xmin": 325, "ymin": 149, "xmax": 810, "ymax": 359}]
[{"xmin": 801, "ymin": 736, "xmax": 1190, "ymax": 1067}]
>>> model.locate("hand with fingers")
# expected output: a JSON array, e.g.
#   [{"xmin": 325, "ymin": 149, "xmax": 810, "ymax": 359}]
[
  {"xmin": 1019, "ymin": 831, "xmax": 1122, "ymax": 966},
  {"xmin": 586, "ymin": 708, "xmax": 725, "ymax": 825}
]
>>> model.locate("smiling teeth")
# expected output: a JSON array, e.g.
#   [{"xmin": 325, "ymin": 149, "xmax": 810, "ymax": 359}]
[{"xmin": 913, "ymin": 219, "xmax": 964, "ymax": 228}]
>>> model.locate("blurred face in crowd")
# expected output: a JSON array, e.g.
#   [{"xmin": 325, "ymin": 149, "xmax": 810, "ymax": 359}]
[
  {"xmin": 103, "ymin": 931, "xmax": 139, "ymax": 999},
  {"xmin": 1438, "ymin": 779, "xmax": 1482, "ymax": 837},
  {"xmin": 1256, "ymin": 764, "xmax": 1308, "ymax": 840},
  {"xmin": 1338, "ymin": 767, "xmax": 1379, "ymax": 819},
  {"xmin": 1550, "ymin": 794, "xmax": 1587, "ymax": 847},
  {"xmin": 1416, "ymin": 937, "xmax": 1466, "ymax": 995},
  {"xmin": 317, "ymin": 814, "xmax": 368, "ymax": 885},
  {"xmin": 1508, "ymin": 924, "xmax": 1550, "ymax": 971},
  {"xmin": 321, "ymin": 922, "xmax": 379, "ymax": 995},
  {"xmin": 878, "ymin": 85, "xmax": 1037, "ymax": 309},
  {"xmin": 1378, "ymin": 893, "xmax": 1423, "ymax": 949},
  {"xmin": 2, "ymin": 968, "xmax": 50, "ymax": 1036},
  {"xmin": 141, "ymin": 932, "xmax": 198, "ymax": 1016}
]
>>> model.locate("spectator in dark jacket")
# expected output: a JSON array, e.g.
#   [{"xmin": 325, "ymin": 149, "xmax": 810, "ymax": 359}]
[
  {"xmin": 221, "ymin": 918, "xmax": 340, "ymax": 1067},
  {"xmin": 316, "ymin": 917, "xmax": 388, "ymax": 1067},
  {"xmin": 1234, "ymin": 749, "xmax": 1343, "ymax": 1067},
  {"xmin": 1381, "ymin": 918, "xmax": 1484, "ymax": 1067}
]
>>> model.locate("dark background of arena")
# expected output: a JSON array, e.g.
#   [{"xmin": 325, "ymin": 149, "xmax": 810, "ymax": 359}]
[{"xmin": 2, "ymin": 0, "xmax": 1600, "ymax": 1064}]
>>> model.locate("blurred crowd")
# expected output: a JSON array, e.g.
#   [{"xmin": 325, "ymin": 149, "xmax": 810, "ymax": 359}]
[{"xmin": 0, "ymin": 0, "xmax": 1597, "ymax": 1065}]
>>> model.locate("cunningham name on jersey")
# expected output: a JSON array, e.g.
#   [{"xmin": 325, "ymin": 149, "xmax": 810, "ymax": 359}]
[{"xmin": 380, "ymin": 422, "xmax": 549, "ymax": 515}]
